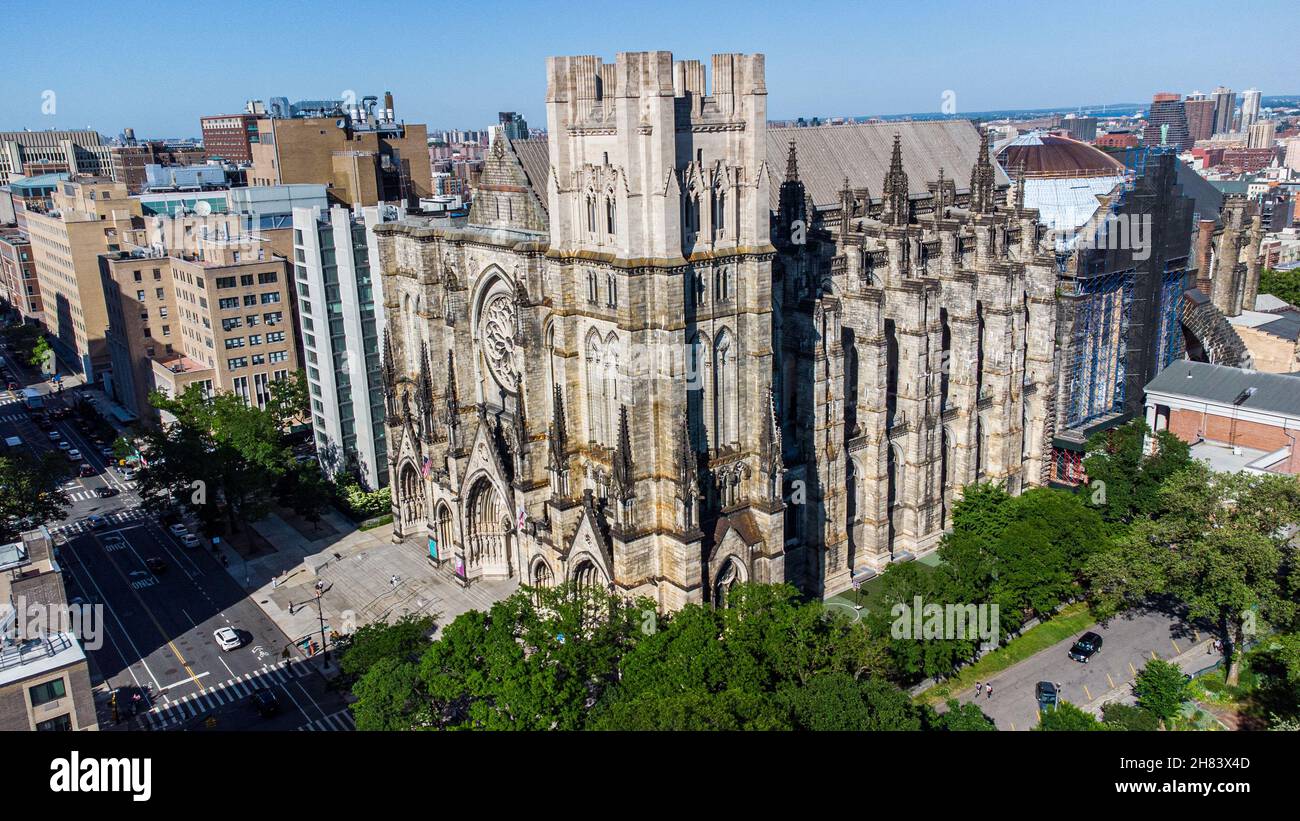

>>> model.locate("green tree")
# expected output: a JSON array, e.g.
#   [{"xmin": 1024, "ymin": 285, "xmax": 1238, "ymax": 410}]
[
  {"xmin": 1037, "ymin": 701, "xmax": 1105, "ymax": 731},
  {"xmin": 351, "ymin": 656, "xmax": 429, "ymax": 731},
  {"xmin": 1083, "ymin": 418, "xmax": 1191, "ymax": 524},
  {"xmin": 1133, "ymin": 658, "xmax": 1188, "ymax": 726},
  {"xmin": 420, "ymin": 584, "xmax": 648, "ymax": 730},
  {"xmin": 931, "ymin": 699, "xmax": 997, "ymax": 731},
  {"xmin": 1258, "ymin": 267, "xmax": 1300, "ymax": 308},
  {"xmin": 0, "ymin": 451, "xmax": 71, "ymax": 541},
  {"xmin": 1101, "ymin": 702, "xmax": 1161, "ymax": 731},
  {"xmin": 780, "ymin": 672, "xmax": 923, "ymax": 731},
  {"xmin": 339, "ymin": 613, "xmax": 435, "ymax": 680},
  {"xmin": 1086, "ymin": 463, "xmax": 1300, "ymax": 684},
  {"xmin": 28, "ymin": 335, "xmax": 52, "ymax": 371}
]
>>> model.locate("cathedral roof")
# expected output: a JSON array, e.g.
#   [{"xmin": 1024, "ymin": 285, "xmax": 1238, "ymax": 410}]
[
  {"xmin": 503, "ymin": 119, "xmax": 1007, "ymax": 216},
  {"xmin": 767, "ymin": 120, "xmax": 1010, "ymax": 211},
  {"xmin": 996, "ymin": 132, "xmax": 1125, "ymax": 179}
]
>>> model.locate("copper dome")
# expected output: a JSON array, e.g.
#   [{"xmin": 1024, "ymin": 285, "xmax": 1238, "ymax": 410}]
[{"xmin": 997, "ymin": 132, "xmax": 1126, "ymax": 179}]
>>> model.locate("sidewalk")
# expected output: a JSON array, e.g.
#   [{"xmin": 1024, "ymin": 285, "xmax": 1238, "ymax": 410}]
[{"xmin": 211, "ymin": 506, "xmax": 519, "ymax": 657}]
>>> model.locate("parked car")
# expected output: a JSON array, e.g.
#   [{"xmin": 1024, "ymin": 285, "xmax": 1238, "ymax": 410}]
[
  {"xmin": 78, "ymin": 463, "xmax": 96, "ymax": 477},
  {"xmin": 99, "ymin": 446, "xmax": 115, "ymax": 458},
  {"xmin": 1035, "ymin": 681, "xmax": 1060, "ymax": 711},
  {"xmin": 180, "ymin": 533, "xmax": 202, "ymax": 549},
  {"xmin": 1068, "ymin": 631, "xmax": 1104, "ymax": 663},
  {"xmin": 214, "ymin": 627, "xmax": 242, "ymax": 652},
  {"xmin": 66, "ymin": 448, "xmax": 82, "ymax": 461},
  {"xmin": 169, "ymin": 523, "xmax": 188, "ymax": 537},
  {"xmin": 57, "ymin": 440, "xmax": 71, "ymax": 450},
  {"xmin": 46, "ymin": 430, "xmax": 61, "ymax": 441}
]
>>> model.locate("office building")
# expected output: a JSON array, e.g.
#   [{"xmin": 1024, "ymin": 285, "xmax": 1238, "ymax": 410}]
[
  {"xmin": 0, "ymin": 130, "xmax": 115, "ymax": 187},
  {"xmin": 0, "ymin": 228, "xmax": 42, "ymax": 323},
  {"xmin": 25, "ymin": 178, "xmax": 144, "ymax": 380},
  {"xmin": 248, "ymin": 92, "xmax": 430, "ymax": 207},
  {"xmin": 498, "ymin": 111, "xmax": 529, "ymax": 140},
  {"xmin": 0, "ymin": 529, "xmax": 98, "ymax": 732},
  {"xmin": 292, "ymin": 203, "xmax": 400, "ymax": 489},
  {"xmin": 200, "ymin": 113, "xmax": 261, "ymax": 164},
  {"xmin": 1240, "ymin": 88, "xmax": 1262, "ymax": 131},
  {"xmin": 1211, "ymin": 86, "xmax": 1236, "ymax": 135},
  {"xmin": 1184, "ymin": 94, "xmax": 1217, "ymax": 143},
  {"xmin": 1144, "ymin": 92, "xmax": 1191, "ymax": 151},
  {"xmin": 1247, "ymin": 120, "xmax": 1276, "ymax": 150}
]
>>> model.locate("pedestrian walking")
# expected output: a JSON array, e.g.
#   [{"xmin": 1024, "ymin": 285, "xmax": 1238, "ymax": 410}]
[
  {"xmin": 974, "ymin": 681, "xmax": 983, "ymax": 696},
  {"xmin": 986, "ymin": 684, "xmax": 993, "ymax": 699}
]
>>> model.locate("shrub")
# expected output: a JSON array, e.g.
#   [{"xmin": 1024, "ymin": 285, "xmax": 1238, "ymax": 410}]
[{"xmin": 1102, "ymin": 702, "xmax": 1160, "ymax": 731}]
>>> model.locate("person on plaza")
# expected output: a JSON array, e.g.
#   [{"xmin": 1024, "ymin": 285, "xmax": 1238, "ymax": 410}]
[{"xmin": 975, "ymin": 681, "xmax": 983, "ymax": 696}]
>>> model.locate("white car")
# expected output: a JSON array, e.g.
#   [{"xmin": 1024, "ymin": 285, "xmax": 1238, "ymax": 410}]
[
  {"xmin": 168, "ymin": 523, "xmax": 188, "ymax": 537},
  {"xmin": 214, "ymin": 627, "xmax": 242, "ymax": 652},
  {"xmin": 180, "ymin": 533, "xmax": 202, "ymax": 548},
  {"xmin": 66, "ymin": 448, "xmax": 81, "ymax": 461},
  {"xmin": 121, "ymin": 468, "xmax": 137, "ymax": 481},
  {"xmin": 57, "ymin": 440, "xmax": 71, "ymax": 450}
]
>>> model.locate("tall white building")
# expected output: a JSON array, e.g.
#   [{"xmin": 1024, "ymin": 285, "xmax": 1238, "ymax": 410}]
[
  {"xmin": 292, "ymin": 203, "xmax": 403, "ymax": 489},
  {"xmin": 1240, "ymin": 88, "xmax": 1262, "ymax": 131}
]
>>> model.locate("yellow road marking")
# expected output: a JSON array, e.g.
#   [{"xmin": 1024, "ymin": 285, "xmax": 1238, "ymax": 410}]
[
  {"xmin": 1172, "ymin": 639, "xmax": 1181, "ymax": 655},
  {"xmin": 1010, "ymin": 722, "xmax": 1017, "ymax": 731},
  {"xmin": 1107, "ymin": 673, "xmax": 1115, "ymax": 689},
  {"xmin": 1084, "ymin": 684, "xmax": 1092, "ymax": 701},
  {"xmin": 1129, "ymin": 661, "xmax": 1137, "ymax": 677},
  {"xmin": 94, "ymin": 533, "xmax": 207, "ymax": 691},
  {"xmin": 1151, "ymin": 650, "xmax": 1158, "ymax": 661}
]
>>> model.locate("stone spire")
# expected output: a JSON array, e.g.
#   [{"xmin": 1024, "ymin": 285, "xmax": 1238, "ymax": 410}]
[
  {"xmin": 777, "ymin": 138, "xmax": 807, "ymax": 243},
  {"xmin": 381, "ymin": 327, "xmax": 398, "ymax": 417},
  {"xmin": 416, "ymin": 342, "xmax": 433, "ymax": 440},
  {"xmin": 933, "ymin": 167, "xmax": 947, "ymax": 215},
  {"xmin": 970, "ymin": 127, "xmax": 996, "ymax": 214},
  {"xmin": 784, "ymin": 138, "xmax": 799, "ymax": 182},
  {"xmin": 444, "ymin": 349, "xmax": 460, "ymax": 447},
  {"xmin": 760, "ymin": 384, "xmax": 784, "ymax": 503},
  {"xmin": 547, "ymin": 384, "xmax": 568, "ymax": 474},
  {"xmin": 882, "ymin": 134, "xmax": 910, "ymax": 226},
  {"xmin": 676, "ymin": 407, "xmax": 698, "ymax": 531},
  {"xmin": 611, "ymin": 404, "xmax": 635, "ymax": 503}
]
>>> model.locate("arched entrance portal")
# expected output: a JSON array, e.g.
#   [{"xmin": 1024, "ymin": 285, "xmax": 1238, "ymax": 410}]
[
  {"xmin": 466, "ymin": 477, "xmax": 511, "ymax": 579},
  {"xmin": 398, "ymin": 462, "xmax": 426, "ymax": 532},
  {"xmin": 712, "ymin": 556, "xmax": 747, "ymax": 608}
]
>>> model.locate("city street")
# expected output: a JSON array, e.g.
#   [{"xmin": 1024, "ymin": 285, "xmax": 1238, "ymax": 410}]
[{"xmin": 1, "ymin": 346, "xmax": 352, "ymax": 732}]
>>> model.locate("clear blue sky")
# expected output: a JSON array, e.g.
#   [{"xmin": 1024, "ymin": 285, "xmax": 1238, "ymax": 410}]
[{"xmin": 1, "ymin": 0, "xmax": 1292, "ymax": 138}]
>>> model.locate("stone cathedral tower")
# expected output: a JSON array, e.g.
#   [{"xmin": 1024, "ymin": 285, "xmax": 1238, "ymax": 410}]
[{"xmin": 377, "ymin": 52, "xmax": 784, "ymax": 611}]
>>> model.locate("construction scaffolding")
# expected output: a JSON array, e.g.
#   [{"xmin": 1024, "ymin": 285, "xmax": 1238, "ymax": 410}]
[
  {"xmin": 1065, "ymin": 266, "xmax": 1134, "ymax": 429},
  {"xmin": 1156, "ymin": 264, "xmax": 1187, "ymax": 370}
]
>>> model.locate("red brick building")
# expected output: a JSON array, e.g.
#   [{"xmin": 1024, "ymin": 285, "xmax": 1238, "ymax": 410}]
[
  {"xmin": 1145, "ymin": 361, "xmax": 1300, "ymax": 475},
  {"xmin": 200, "ymin": 114, "xmax": 260, "ymax": 164}
]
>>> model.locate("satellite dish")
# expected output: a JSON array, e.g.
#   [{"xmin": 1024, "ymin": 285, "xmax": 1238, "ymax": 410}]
[{"xmin": 194, "ymin": 201, "xmax": 212, "ymax": 216}]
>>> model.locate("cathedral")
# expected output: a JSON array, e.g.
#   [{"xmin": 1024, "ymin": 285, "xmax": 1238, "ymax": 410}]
[{"xmin": 375, "ymin": 50, "xmax": 1198, "ymax": 607}]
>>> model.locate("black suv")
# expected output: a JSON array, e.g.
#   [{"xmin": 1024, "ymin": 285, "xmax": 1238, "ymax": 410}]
[
  {"xmin": 1069, "ymin": 631, "xmax": 1103, "ymax": 663},
  {"xmin": 1035, "ymin": 681, "xmax": 1060, "ymax": 711}
]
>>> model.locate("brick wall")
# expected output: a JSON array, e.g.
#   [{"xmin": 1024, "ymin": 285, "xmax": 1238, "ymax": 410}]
[{"xmin": 1167, "ymin": 406, "xmax": 1294, "ymax": 452}]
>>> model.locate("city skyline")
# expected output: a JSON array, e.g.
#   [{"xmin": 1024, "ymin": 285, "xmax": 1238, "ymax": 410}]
[{"xmin": 1, "ymin": 0, "xmax": 1295, "ymax": 137}]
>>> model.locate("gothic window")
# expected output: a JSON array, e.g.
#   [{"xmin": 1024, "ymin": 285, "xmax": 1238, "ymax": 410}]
[
  {"xmin": 685, "ymin": 191, "xmax": 700, "ymax": 235},
  {"xmin": 715, "ymin": 267, "xmax": 731, "ymax": 302},
  {"xmin": 712, "ymin": 556, "xmax": 745, "ymax": 608},
  {"xmin": 688, "ymin": 332, "xmax": 710, "ymax": 452},
  {"xmin": 586, "ymin": 195, "xmax": 597, "ymax": 234},
  {"xmin": 606, "ymin": 273, "xmax": 617, "ymax": 308},
  {"xmin": 714, "ymin": 328, "xmax": 737, "ymax": 447},
  {"xmin": 606, "ymin": 197, "xmax": 616, "ymax": 235},
  {"xmin": 585, "ymin": 331, "xmax": 607, "ymax": 444},
  {"xmin": 572, "ymin": 558, "xmax": 603, "ymax": 591},
  {"xmin": 715, "ymin": 190, "xmax": 726, "ymax": 234},
  {"xmin": 603, "ymin": 333, "xmax": 619, "ymax": 447},
  {"xmin": 587, "ymin": 270, "xmax": 598, "ymax": 304}
]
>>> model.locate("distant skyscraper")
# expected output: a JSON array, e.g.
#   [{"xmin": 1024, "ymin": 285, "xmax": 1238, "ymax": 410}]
[
  {"xmin": 1183, "ymin": 93, "xmax": 1216, "ymax": 143},
  {"xmin": 498, "ymin": 111, "xmax": 529, "ymax": 140},
  {"xmin": 1211, "ymin": 86, "xmax": 1236, "ymax": 135},
  {"xmin": 1240, "ymin": 89, "xmax": 1262, "ymax": 131},
  {"xmin": 1062, "ymin": 114, "xmax": 1097, "ymax": 142},
  {"xmin": 1144, "ymin": 93, "xmax": 1191, "ymax": 151},
  {"xmin": 1247, "ymin": 120, "xmax": 1276, "ymax": 150}
]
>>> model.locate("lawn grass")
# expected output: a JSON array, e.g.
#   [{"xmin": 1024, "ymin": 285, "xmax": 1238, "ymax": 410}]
[{"xmin": 916, "ymin": 601, "xmax": 1094, "ymax": 705}]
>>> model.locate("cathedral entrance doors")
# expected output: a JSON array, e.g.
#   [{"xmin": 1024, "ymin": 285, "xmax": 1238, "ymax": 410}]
[
  {"xmin": 466, "ymin": 476, "xmax": 512, "ymax": 579},
  {"xmin": 398, "ymin": 462, "xmax": 426, "ymax": 535}
]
